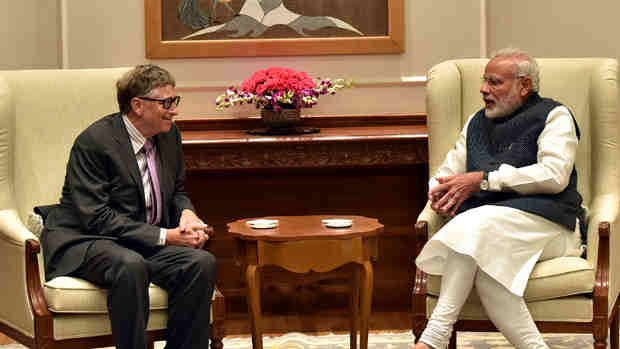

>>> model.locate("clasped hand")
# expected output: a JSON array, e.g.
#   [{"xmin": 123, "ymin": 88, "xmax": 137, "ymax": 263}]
[
  {"xmin": 428, "ymin": 172, "xmax": 484, "ymax": 217},
  {"xmin": 167, "ymin": 210, "xmax": 213, "ymax": 249}
]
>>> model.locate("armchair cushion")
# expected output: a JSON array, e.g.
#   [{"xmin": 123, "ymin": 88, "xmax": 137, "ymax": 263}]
[
  {"xmin": 426, "ymin": 256, "xmax": 595, "ymax": 303},
  {"xmin": 44, "ymin": 277, "xmax": 169, "ymax": 314}
]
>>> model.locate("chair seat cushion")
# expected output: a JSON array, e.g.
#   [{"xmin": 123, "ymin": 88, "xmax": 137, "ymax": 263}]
[
  {"xmin": 426, "ymin": 256, "xmax": 595, "ymax": 302},
  {"xmin": 44, "ymin": 276, "xmax": 168, "ymax": 313}
]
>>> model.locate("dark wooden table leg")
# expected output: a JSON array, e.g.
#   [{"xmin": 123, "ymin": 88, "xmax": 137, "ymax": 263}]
[
  {"xmin": 246, "ymin": 265, "xmax": 262, "ymax": 349},
  {"xmin": 360, "ymin": 261, "xmax": 373, "ymax": 349},
  {"xmin": 349, "ymin": 266, "xmax": 361, "ymax": 349}
]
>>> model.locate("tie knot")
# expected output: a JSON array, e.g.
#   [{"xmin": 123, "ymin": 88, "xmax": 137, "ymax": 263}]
[{"xmin": 143, "ymin": 139, "xmax": 154, "ymax": 152}]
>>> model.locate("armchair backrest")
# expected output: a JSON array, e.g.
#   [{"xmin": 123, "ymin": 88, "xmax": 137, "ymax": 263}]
[
  {"xmin": 0, "ymin": 68, "xmax": 130, "ymax": 224},
  {"xmin": 425, "ymin": 58, "xmax": 619, "ymax": 211}
]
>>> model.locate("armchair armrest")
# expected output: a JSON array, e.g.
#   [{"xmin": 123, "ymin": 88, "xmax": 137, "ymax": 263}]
[
  {"xmin": 417, "ymin": 201, "xmax": 447, "ymax": 240},
  {"xmin": 0, "ymin": 209, "xmax": 47, "ymax": 340},
  {"xmin": 586, "ymin": 193, "xmax": 620, "ymax": 317},
  {"xmin": 0, "ymin": 209, "xmax": 39, "ymax": 246},
  {"xmin": 412, "ymin": 201, "xmax": 445, "ymax": 309}
]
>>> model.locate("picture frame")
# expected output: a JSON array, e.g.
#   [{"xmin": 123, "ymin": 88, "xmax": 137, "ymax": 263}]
[{"xmin": 145, "ymin": 0, "xmax": 404, "ymax": 58}]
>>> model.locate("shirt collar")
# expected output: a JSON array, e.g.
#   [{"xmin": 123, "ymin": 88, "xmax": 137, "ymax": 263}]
[{"xmin": 122, "ymin": 114, "xmax": 148, "ymax": 155}]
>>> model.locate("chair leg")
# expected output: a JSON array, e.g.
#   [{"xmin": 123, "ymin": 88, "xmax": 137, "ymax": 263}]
[
  {"xmin": 593, "ymin": 318, "xmax": 608, "ymax": 349},
  {"xmin": 411, "ymin": 315, "xmax": 426, "ymax": 344},
  {"xmin": 448, "ymin": 330, "xmax": 456, "ymax": 349},
  {"xmin": 611, "ymin": 309, "xmax": 620, "ymax": 349},
  {"xmin": 210, "ymin": 322, "xmax": 225, "ymax": 349},
  {"xmin": 211, "ymin": 336, "xmax": 224, "ymax": 349}
]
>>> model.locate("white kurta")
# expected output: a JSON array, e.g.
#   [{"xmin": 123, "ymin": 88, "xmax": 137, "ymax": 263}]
[{"xmin": 415, "ymin": 105, "xmax": 584, "ymax": 296}]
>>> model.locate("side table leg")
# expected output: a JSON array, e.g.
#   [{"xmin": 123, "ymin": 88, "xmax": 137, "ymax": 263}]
[
  {"xmin": 360, "ymin": 261, "xmax": 373, "ymax": 349},
  {"xmin": 246, "ymin": 265, "xmax": 263, "ymax": 349},
  {"xmin": 349, "ymin": 266, "xmax": 361, "ymax": 349}
]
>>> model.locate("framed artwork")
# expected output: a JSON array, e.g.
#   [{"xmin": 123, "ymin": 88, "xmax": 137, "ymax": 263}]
[{"xmin": 145, "ymin": 0, "xmax": 404, "ymax": 58}]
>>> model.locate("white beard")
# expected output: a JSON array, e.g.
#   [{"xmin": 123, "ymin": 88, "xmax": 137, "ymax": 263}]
[{"xmin": 485, "ymin": 84, "xmax": 523, "ymax": 119}]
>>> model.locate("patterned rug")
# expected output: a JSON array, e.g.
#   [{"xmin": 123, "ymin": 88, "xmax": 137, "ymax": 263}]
[
  {"xmin": 0, "ymin": 331, "xmax": 604, "ymax": 348},
  {"xmin": 224, "ymin": 332, "xmax": 600, "ymax": 349}
]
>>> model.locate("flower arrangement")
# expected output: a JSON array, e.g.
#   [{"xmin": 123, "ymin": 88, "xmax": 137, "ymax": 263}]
[{"xmin": 215, "ymin": 67, "xmax": 351, "ymax": 111}]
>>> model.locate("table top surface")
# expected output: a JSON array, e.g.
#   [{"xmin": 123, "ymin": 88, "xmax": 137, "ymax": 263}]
[{"xmin": 227, "ymin": 215, "xmax": 384, "ymax": 242}]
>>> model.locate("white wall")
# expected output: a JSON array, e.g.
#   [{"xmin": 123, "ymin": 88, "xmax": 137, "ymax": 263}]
[
  {"xmin": 0, "ymin": 0, "xmax": 61, "ymax": 70},
  {"xmin": 487, "ymin": 1, "xmax": 620, "ymax": 59}
]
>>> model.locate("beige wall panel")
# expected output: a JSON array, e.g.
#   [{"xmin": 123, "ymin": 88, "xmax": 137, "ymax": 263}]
[
  {"xmin": 0, "ymin": 0, "xmax": 60, "ymax": 70},
  {"xmin": 488, "ymin": 1, "xmax": 620, "ymax": 58},
  {"xmin": 407, "ymin": 0, "xmax": 482, "ymax": 74}
]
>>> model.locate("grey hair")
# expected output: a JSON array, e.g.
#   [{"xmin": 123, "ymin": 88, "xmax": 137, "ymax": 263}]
[{"xmin": 490, "ymin": 48, "xmax": 540, "ymax": 92}]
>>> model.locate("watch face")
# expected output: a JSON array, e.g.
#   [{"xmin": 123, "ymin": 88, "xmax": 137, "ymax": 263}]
[{"xmin": 480, "ymin": 179, "xmax": 489, "ymax": 190}]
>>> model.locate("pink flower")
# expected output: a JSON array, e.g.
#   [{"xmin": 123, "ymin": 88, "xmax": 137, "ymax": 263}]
[{"xmin": 216, "ymin": 67, "xmax": 349, "ymax": 111}]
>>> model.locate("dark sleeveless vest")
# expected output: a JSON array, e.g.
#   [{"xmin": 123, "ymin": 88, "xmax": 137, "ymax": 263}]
[{"xmin": 458, "ymin": 93, "xmax": 583, "ymax": 232}]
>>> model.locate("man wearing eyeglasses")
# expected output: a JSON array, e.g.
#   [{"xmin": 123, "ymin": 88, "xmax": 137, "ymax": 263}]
[
  {"xmin": 40, "ymin": 64, "xmax": 216, "ymax": 349},
  {"xmin": 414, "ymin": 49, "xmax": 585, "ymax": 349}
]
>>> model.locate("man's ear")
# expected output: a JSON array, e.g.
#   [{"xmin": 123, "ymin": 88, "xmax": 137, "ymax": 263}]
[
  {"xmin": 520, "ymin": 77, "xmax": 533, "ymax": 97},
  {"xmin": 130, "ymin": 97, "xmax": 143, "ymax": 116}
]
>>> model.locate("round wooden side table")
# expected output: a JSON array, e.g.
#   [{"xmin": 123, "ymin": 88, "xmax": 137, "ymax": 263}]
[{"xmin": 227, "ymin": 215, "xmax": 384, "ymax": 349}]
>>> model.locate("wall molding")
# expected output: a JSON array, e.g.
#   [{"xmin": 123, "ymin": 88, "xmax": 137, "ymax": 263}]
[
  {"xmin": 60, "ymin": 0, "xmax": 69, "ymax": 69},
  {"xmin": 480, "ymin": 0, "xmax": 488, "ymax": 57}
]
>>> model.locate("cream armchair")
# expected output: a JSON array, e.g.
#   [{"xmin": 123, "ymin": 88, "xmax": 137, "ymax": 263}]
[
  {"xmin": 412, "ymin": 58, "xmax": 620, "ymax": 348},
  {"xmin": 0, "ymin": 68, "xmax": 225, "ymax": 349}
]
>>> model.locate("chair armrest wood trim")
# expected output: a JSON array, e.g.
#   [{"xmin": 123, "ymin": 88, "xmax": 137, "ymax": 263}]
[
  {"xmin": 25, "ymin": 239, "xmax": 54, "ymax": 348},
  {"xmin": 593, "ymin": 222, "xmax": 610, "ymax": 342},
  {"xmin": 212, "ymin": 287, "xmax": 226, "ymax": 322},
  {"xmin": 412, "ymin": 221, "xmax": 429, "ymax": 341}
]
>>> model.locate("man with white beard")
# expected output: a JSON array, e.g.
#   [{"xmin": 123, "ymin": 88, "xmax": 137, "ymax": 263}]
[{"xmin": 413, "ymin": 48, "xmax": 585, "ymax": 349}]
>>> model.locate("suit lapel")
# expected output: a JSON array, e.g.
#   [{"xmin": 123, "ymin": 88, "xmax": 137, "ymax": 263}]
[{"xmin": 111, "ymin": 114, "xmax": 145, "ymax": 200}]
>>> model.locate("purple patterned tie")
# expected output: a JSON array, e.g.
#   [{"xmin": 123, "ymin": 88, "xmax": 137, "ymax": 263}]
[{"xmin": 143, "ymin": 140, "xmax": 161, "ymax": 225}]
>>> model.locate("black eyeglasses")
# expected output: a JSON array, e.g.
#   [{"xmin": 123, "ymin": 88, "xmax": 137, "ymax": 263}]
[{"xmin": 137, "ymin": 96, "xmax": 181, "ymax": 110}]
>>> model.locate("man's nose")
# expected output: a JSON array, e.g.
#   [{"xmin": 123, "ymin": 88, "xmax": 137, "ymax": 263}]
[
  {"xmin": 480, "ymin": 82, "xmax": 490, "ymax": 94},
  {"xmin": 168, "ymin": 104, "xmax": 180, "ymax": 114}
]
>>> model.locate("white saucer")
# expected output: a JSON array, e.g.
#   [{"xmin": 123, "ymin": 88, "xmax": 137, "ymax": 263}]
[
  {"xmin": 322, "ymin": 218, "xmax": 353, "ymax": 228},
  {"xmin": 247, "ymin": 219, "xmax": 279, "ymax": 229}
]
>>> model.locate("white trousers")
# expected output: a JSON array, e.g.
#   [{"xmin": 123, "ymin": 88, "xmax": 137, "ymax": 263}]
[{"xmin": 419, "ymin": 250, "xmax": 551, "ymax": 349}]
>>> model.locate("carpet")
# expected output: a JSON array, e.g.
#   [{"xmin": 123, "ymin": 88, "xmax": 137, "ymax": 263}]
[{"xmin": 0, "ymin": 331, "xmax": 605, "ymax": 348}]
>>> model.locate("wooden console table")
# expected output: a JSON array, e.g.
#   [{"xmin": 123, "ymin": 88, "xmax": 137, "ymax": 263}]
[
  {"xmin": 178, "ymin": 114, "xmax": 428, "ymax": 335},
  {"xmin": 228, "ymin": 215, "xmax": 383, "ymax": 349}
]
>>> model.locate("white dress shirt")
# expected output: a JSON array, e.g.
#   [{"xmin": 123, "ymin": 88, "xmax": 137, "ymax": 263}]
[{"xmin": 122, "ymin": 115, "xmax": 167, "ymax": 245}]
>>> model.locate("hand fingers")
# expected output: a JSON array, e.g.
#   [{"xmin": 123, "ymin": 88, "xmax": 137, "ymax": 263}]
[
  {"xmin": 435, "ymin": 190, "xmax": 455, "ymax": 209},
  {"xmin": 180, "ymin": 223, "xmax": 207, "ymax": 236},
  {"xmin": 449, "ymin": 196, "xmax": 464, "ymax": 217},
  {"xmin": 185, "ymin": 222, "xmax": 208, "ymax": 232},
  {"xmin": 435, "ymin": 175, "xmax": 455, "ymax": 184},
  {"xmin": 197, "ymin": 232, "xmax": 209, "ymax": 249},
  {"xmin": 188, "ymin": 232, "xmax": 201, "ymax": 248},
  {"xmin": 435, "ymin": 192, "xmax": 458, "ymax": 215},
  {"xmin": 429, "ymin": 183, "xmax": 449, "ymax": 198}
]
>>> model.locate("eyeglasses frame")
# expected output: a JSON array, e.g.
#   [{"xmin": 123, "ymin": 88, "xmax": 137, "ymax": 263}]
[{"xmin": 137, "ymin": 95, "xmax": 181, "ymax": 110}]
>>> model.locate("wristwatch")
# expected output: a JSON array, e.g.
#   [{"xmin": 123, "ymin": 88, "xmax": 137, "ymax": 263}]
[{"xmin": 480, "ymin": 171, "xmax": 489, "ymax": 191}]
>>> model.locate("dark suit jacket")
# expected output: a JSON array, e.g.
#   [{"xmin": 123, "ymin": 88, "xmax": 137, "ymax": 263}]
[{"xmin": 41, "ymin": 113, "xmax": 195, "ymax": 281}]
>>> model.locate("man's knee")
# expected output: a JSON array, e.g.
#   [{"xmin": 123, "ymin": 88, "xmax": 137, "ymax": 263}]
[
  {"xmin": 113, "ymin": 253, "xmax": 150, "ymax": 284},
  {"xmin": 188, "ymin": 250, "xmax": 217, "ymax": 281},
  {"xmin": 197, "ymin": 251, "xmax": 217, "ymax": 276}
]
